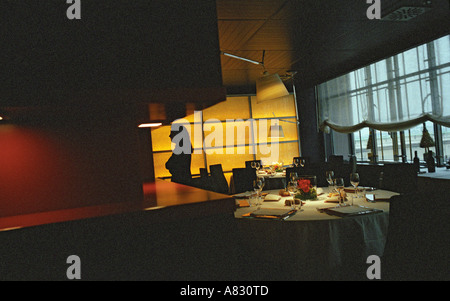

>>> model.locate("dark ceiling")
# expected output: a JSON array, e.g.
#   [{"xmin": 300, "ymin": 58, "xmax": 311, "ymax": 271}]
[
  {"xmin": 1, "ymin": 0, "xmax": 449, "ymax": 114},
  {"xmin": 0, "ymin": 0, "xmax": 223, "ymax": 108},
  {"xmin": 217, "ymin": 0, "xmax": 450, "ymax": 93}
]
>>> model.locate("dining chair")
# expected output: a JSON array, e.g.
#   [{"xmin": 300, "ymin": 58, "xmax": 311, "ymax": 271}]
[
  {"xmin": 190, "ymin": 168, "xmax": 212, "ymax": 191},
  {"xmin": 199, "ymin": 167, "xmax": 208, "ymax": 178},
  {"xmin": 381, "ymin": 163, "xmax": 417, "ymax": 194},
  {"xmin": 326, "ymin": 155, "xmax": 351, "ymax": 185},
  {"xmin": 382, "ymin": 192, "xmax": 449, "ymax": 280},
  {"xmin": 209, "ymin": 164, "xmax": 229, "ymax": 194},
  {"xmin": 232, "ymin": 168, "xmax": 256, "ymax": 194},
  {"xmin": 355, "ymin": 164, "xmax": 383, "ymax": 188}
]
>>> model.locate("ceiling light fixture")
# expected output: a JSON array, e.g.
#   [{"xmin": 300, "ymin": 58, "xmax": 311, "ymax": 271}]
[
  {"xmin": 256, "ymin": 71, "xmax": 289, "ymax": 103},
  {"xmin": 138, "ymin": 123, "xmax": 163, "ymax": 128},
  {"xmin": 221, "ymin": 51, "xmax": 261, "ymax": 65},
  {"xmin": 269, "ymin": 124, "xmax": 285, "ymax": 138},
  {"xmin": 221, "ymin": 50, "xmax": 289, "ymax": 103},
  {"xmin": 268, "ymin": 112, "xmax": 299, "ymax": 138}
]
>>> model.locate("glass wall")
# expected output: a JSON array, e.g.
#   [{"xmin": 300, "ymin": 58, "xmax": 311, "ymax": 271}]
[{"xmin": 150, "ymin": 95, "xmax": 300, "ymax": 183}]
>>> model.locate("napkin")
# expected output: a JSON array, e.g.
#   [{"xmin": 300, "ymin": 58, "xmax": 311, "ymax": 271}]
[
  {"xmin": 325, "ymin": 196, "xmax": 340, "ymax": 203},
  {"xmin": 264, "ymin": 194, "xmax": 281, "ymax": 201},
  {"xmin": 325, "ymin": 192, "xmax": 347, "ymax": 203}
]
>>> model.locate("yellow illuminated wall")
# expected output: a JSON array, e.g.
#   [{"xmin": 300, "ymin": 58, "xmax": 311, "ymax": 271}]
[{"xmin": 150, "ymin": 95, "xmax": 300, "ymax": 185}]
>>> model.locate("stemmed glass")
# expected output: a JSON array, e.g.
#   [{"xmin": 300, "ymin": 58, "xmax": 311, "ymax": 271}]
[
  {"xmin": 299, "ymin": 159, "xmax": 305, "ymax": 168},
  {"xmin": 289, "ymin": 172, "xmax": 298, "ymax": 184},
  {"xmin": 251, "ymin": 161, "xmax": 261, "ymax": 175},
  {"xmin": 257, "ymin": 176, "xmax": 265, "ymax": 192},
  {"xmin": 253, "ymin": 177, "xmax": 265, "ymax": 208},
  {"xmin": 287, "ymin": 172, "xmax": 298, "ymax": 195},
  {"xmin": 326, "ymin": 171, "xmax": 335, "ymax": 192},
  {"xmin": 335, "ymin": 177, "xmax": 345, "ymax": 207},
  {"xmin": 350, "ymin": 173, "xmax": 360, "ymax": 201},
  {"xmin": 293, "ymin": 158, "xmax": 300, "ymax": 167}
]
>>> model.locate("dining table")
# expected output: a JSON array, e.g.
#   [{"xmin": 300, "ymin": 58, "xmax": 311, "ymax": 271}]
[{"xmin": 232, "ymin": 186, "xmax": 398, "ymax": 280}]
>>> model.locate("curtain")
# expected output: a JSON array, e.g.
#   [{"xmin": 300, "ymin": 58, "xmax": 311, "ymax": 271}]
[{"xmin": 318, "ymin": 35, "xmax": 450, "ymax": 134}]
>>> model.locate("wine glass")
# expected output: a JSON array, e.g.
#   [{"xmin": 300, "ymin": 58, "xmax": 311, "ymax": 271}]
[
  {"xmin": 257, "ymin": 176, "xmax": 265, "ymax": 192},
  {"xmin": 289, "ymin": 172, "xmax": 298, "ymax": 184},
  {"xmin": 258, "ymin": 177, "xmax": 266, "ymax": 207},
  {"xmin": 287, "ymin": 175, "xmax": 298, "ymax": 195},
  {"xmin": 252, "ymin": 178, "xmax": 263, "ymax": 208},
  {"xmin": 350, "ymin": 173, "xmax": 360, "ymax": 200},
  {"xmin": 299, "ymin": 159, "xmax": 305, "ymax": 168},
  {"xmin": 293, "ymin": 158, "xmax": 300, "ymax": 167},
  {"xmin": 253, "ymin": 176, "xmax": 265, "ymax": 193},
  {"xmin": 326, "ymin": 171, "xmax": 335, "ymax": 191},
  {"xmin": 335, "ymin": 177, "xmax": 345, "ymax": 207},
  {"xmin": 254, "ymin": 161, "xmax": 261, "ymax": 171}
]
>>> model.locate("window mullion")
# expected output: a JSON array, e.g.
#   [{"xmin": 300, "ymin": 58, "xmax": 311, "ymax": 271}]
[{"xmin": 427, "ymin": 41, "xmax": 445, "ymax": 166}]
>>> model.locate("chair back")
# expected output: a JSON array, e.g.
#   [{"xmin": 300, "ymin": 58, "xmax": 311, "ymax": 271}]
[
  {"xmin": 209, "ymin": 164, "xmax": 229, "ymax": 194},
  {"xmin": 326, "ymin": 155, "xmax": 351, "ymax": 185},
  {"xmin": 381, "ymin": 163, "xmax": 417, "ymax": 193},
  {"xmin": 356, "ymin": 164, "xmax": 383, "ymax": 188},
  {"xmin": 383, "ymin": 192, "xmax": 449, "ymax": 280},
  {"xmin": 232, "ymin": 168, "xmax": 256, "ymax": 194},
  {"xmin": 199, "ymin": 167, "xmax": 208, "ymax": 178}
]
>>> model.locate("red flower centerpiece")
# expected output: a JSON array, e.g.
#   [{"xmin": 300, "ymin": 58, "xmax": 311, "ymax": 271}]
[{"xmin": 295, "ymin": 176, "xmax": 317, "ymax": 200}]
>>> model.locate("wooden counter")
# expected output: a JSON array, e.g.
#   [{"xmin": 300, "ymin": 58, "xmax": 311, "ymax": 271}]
[
  {"xmin": 417, "ymin": 167, "xmax": 450, "ymax": 195},
  {"xmin": 0, "ymin": 180, "xmax": 238, "ymax": 280},
  {"xmin": 0, "ymin": 180, "xmax": 235, "ymax": 232},
  {"xmin": 418, "ymin": 167, "xmax": 450, "ymax": 180}
]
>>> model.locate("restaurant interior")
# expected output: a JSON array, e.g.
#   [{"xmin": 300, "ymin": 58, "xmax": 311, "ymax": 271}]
[{"xmin": 0, "ymin": 0, "xmax": 449, "ymax": 281}]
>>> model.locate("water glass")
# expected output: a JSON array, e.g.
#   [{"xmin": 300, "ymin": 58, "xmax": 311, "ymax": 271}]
[
  {"xmin": 289, "ymin": 172, "xmax": 298, "ymax": 183},
  {"xmin": 287, "ymin": 181, "xmax": 297, "ymax": 195},
  {"xmin": 249, "ymin": 193, "xmax": 259, "ymax": 207},
  {"xmin": 350, "ymin": 173, "xmax": 360, "ymax": 196},
  {"xmin": 299, "ymin": 159, "xmax": 305, "ymax": 167},
  {"xmin": 335, "ymin": 177, "xmax": 345, "ymax": 206},
  {"xmin": 326, "ymin": 171, "xmax": 335, "ymax": 191}
]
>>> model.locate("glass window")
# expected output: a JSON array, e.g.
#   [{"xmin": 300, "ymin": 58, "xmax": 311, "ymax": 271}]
[
  {"xmin": 354, "ymin": 128, "xmax": 371, "ymax": 162},
  {"xmin": 150, "ymin": 94, "xmax": 300, "ymax": 180},
  {"xmin": 319, "ymin": 35, "xmax": 450, "ymax": 165}
]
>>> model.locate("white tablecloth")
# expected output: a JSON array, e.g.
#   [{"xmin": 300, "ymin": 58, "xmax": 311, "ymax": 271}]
[{"xmin": 233, "ymin": 187, "xmax": 398, "ymax": 280}]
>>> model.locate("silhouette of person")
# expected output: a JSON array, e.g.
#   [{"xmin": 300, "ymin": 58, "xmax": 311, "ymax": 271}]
[{"xmin": 165, "ymin": 124, "xmax": 192, "ymax": 185}]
